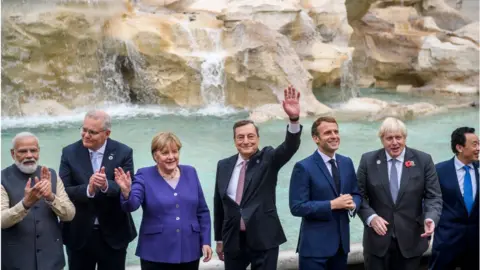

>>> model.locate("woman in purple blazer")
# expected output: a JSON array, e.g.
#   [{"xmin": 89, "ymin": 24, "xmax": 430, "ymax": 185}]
[{"xmin": 114, "ymin": 132, "xmax": 212, "ymax": 270}]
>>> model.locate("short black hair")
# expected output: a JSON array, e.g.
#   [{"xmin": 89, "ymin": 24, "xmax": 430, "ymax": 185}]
[
  {"xmin": 451, "ymin": 127, "xmax": 476, "ymax": 154},
  {"xmin": 233, "ymin": 120, "xmax": 259, "ymax": 138}
]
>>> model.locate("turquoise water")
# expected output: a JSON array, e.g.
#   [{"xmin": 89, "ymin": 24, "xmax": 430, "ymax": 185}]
[
  {"xmin": 1, "ymin": 105, "xmax": 478, "ymax": 265},
  {"xmin": 2, "ymin": 88, "xmax": 478, "ymax": 265}
]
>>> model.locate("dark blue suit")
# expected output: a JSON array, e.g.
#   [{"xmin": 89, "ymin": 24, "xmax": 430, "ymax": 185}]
[
  {"xmin": 289, "ymin": 151, "xmax": 361, "ymax": 270},
  {"xmin": 60, "ymin": 138, "xmax": 137, "ymax": 270},
  {"xmin": 429, "ymin": 158, "xmax": 479, "ymax": 270}
]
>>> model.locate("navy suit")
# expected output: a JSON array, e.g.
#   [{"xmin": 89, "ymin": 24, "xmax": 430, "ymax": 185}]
[
  {"xmin": 289, "ymin": 151, "xmax": 361, "ymax": 270},
  {"xmin": 59, "ymin": 138, "xmax": 137, "ymax": 270},
  {"xmin": 429, "ymin": 158, "xmax": 479, "ymax": 270}
]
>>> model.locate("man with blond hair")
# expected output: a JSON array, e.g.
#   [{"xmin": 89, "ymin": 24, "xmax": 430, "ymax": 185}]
[
  {"xmin": 2, "ymin": 132, "xmax": 75, "ymax": 270},
  {"xmin": 357, "ymin": 117, "xmax": 442, "ymax": 270}
]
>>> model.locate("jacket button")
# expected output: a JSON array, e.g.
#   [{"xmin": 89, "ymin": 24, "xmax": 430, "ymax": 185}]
[
  {"xmin": 176, "ymin": 204, "xmax": 179, "ymax": 208},
  {"xmin": 174, "ymin": 193, "xmax": 178, "ymax": 196},
  {"xmin": 36, "ymin": 235, "xmax": 40, "ymax": 238},
  {"xmin": 36, "ymin": 249, "xmax": 41, "ymax": 253},
  {"xmin": 176, "ymin": 217, "xmax": 180, "ymax": 220},
  {"xmin": 176, "ymin": 229, "xmax": 180, "ymax": 232},
  {"xmin": 36, "ymin": 220, "xmax": 40, "ymax": 224}
]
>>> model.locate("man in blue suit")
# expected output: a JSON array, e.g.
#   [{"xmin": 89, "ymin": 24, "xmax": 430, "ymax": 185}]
[
  {"xmin": 289, "ymin": 116, "xmax": 361, "ymax": 270},
  {"xmin": 429, "ymin": 127, "xmax": 479, "ymax": 270},
  {"xmin": 59, "ymin": 110, "xmax": 137, "ymax": 270}
]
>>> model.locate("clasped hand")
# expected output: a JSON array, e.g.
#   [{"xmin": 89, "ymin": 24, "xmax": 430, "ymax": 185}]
[
  {"xmin": 331, "ymin": 194, "xmax": 355, "ymax": 210},
  {"xmin": 88, "ymin": 167, "xmax": 107, "ymax": 195},
  {"xmin": 23, "ymin": 166, "xmax": 54, "ymax": 208}
]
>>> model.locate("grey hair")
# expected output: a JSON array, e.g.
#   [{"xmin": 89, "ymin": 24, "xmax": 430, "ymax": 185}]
[
  {"xmin": 11, "ymin": 132, "xmax": 39, "ymax": 150},
  {"xmin": 85, "ymin": 109, "xmax": 112, "ymax": 131},
  {"xmin": 378, "ymin": 117, "xmax": 408, "ymax": 138}
]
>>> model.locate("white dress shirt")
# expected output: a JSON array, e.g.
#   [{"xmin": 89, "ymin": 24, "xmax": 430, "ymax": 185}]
[
  {"xmin": 454, "ymin": 156, "xmax": 477, "ymax": 199},
  {"xmin": 226, "ymin": 123, "xmax": 301, "ymax": 201}
]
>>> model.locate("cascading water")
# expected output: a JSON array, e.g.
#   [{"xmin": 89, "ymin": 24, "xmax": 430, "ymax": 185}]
[{"xmin": 340, "ymin": 51, "xmax": 359, "ymax": 102}]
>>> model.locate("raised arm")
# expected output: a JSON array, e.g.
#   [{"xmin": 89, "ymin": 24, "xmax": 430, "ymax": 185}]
[
  {"xmin": 289, "ymin": 162, "xmax": 333, "ymax": 221},
  {"xmin": 118, "ymin": 168, "xmax": 144, "ymax": 212},
  {"xmin": 272, "ymin": 86, "xmax": 303, "ymax": 169}
]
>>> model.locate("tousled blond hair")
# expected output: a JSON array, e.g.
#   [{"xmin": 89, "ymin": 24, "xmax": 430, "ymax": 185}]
[{"xmin": 378, "ymin": 117, "xmax": 407, "ymax": 138}]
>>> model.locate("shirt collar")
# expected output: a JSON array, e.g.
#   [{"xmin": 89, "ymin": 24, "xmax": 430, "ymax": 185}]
[
  {"xmin": 454, "ymin": 156, "xmax": 474, "ymax": 171},
  {"xmin": 317, "ymin": 149, "xmax": 336, "ymax": 164},
  {"xmin": 385, "ymin": 147, "xmax": 406, "ymax": 163},
  {"xmin": 88, "ymin": 140, "xmax": 107, "ymax": 155},
  {"xmin": 236, "ymin": 154, "xmax": 248, "ymax": 167}
]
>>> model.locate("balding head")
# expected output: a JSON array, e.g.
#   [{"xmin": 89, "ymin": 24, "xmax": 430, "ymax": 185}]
[
  {"xmin": 81, "ymin": 110, "xmax": 112, "ymax": 151},
  {"xmin": 11, "ymin": 132, "xmax": 40, "ymax": 174}
]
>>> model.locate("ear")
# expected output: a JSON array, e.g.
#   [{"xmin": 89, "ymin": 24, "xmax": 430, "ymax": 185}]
[
  {"xmin": 456, "ymin": 144, "xmax": 464, "ymax": 153},
  {"xmin": 105, "ymin": 130, "xmax": 112, "ymax": 137},
  {"xmin": 10, "ymin": 149, "xmax": 15, "ymax": 159},
  {"xmin": 312, "ymin": 135, "xmax": 320, "ymax": 145}
]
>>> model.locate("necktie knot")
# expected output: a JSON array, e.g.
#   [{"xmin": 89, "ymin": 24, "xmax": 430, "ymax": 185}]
[
  {"xmin": 328, "ymin": 159, "xmax": 336, "ymax": 166},
  {"xmin": 391, "ymin": 158, "xmax": 397, "ymax": 164},
  {"xmin": 463, "ymin": 165, "xmax": 470, "ymax": 172}
]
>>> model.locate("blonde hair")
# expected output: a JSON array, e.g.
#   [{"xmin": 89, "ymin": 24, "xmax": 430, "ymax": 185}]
[
  {"xmin": 378, "ymin": 117, "xmax": 407, "ymax": 138},
  {"xmin": 151, "ymin": 132, "xmax": 182, "ymax": 159}
]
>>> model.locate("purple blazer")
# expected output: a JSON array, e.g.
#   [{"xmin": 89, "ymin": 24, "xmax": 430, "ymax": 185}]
[{"xmin": 120, "ymin": 165, "xmax": 211, "ymax": 264}]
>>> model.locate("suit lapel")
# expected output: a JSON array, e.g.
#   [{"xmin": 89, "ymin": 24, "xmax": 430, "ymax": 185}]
[
  {"xmin": 242, "ymin": 151, "xmax": 261, "ymax": 203},
  {"xmin": 473, "ymin": 162, "xmax": 479, "ymax": 207},
  {"xmin": 447, "ymin": 158, "xmax": 467, "ymax": 211},
  {"xmin": 221, "ymin": 155, "xmax": 237, "ymax": 197},
  {"xmin": 377, "ymin": 150, "xmax": 394, "ymax": 206},
  {"xmin": 101, "ymin": 139, "xmax": 116, "ymax": 178},
  {"xmin": 396, "ymin": 148, "xmax": 414, "ymax": 204},
  {"xmin": 80, "ymin": 143, "xmax": 95, "ymax": 179},
  {"xmin": 313, "ymin": 151, "xmax": 338, "ymax": 196},
  {"xmin": 337, "ymin": 156, "xmax": 346, "ymax": 194}
]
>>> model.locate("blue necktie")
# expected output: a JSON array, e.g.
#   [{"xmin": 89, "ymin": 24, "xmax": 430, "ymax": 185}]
[{"xmin": 463, "ymin": 165, "xmax": 473, "ymax": 214}]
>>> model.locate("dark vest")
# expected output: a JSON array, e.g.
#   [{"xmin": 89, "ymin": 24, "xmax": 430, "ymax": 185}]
[{"xmin": 1, "ymin": 165, "xmax": 65, "ymax": 270}]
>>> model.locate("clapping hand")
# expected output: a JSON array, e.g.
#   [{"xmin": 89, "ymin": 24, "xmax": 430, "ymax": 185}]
[
  {"xmin": 23, "ymin": 177, "xmax": 42, "ymax": 208},
  {"xmin": 114, "ymin": 167, "xmax": 131, "ymax": 198},
  {"xmin": 36, "ymin": 166, "xmax": 54, "ymax": 201},
  {"xmin": 282, "ymin": 85, "xmax": 300, "ymax": 120}
]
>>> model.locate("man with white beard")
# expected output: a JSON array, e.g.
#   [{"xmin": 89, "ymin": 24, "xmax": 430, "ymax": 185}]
[{"xmin": 1, "ymin": 132, "xmax": 75, "ymax": 270}]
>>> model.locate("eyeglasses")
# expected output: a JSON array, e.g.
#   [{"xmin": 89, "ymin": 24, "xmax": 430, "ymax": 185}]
[{"xmin": 80, "ymin": 127, "xmax": 105, "ymax": 136}]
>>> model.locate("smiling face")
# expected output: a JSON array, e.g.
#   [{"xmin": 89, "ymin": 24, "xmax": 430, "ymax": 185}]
[
  {"xmin": 234, "ymin": 123, "xmax": 259, "ymax": 160},
  {"xmin": 457, "ymin": 132, "xmax": 479, "ymax": 163},
  {"xmin": 313, "ymin": 121, "xmax": 340, "ymax": 157},
  {"xmin": 11, "ymin": 136, "xmax": 40, "ymax": 174},
  {"xmin": 381, "ymin": 131, "xmax": 406, "ymax": 158},
  {"xmin": 81, "ymin": 116, "xmax": 110, "ymax": 151},
  {"xmin": 154, "ymin": 142, "xmax": 180, "ymax": 173}
]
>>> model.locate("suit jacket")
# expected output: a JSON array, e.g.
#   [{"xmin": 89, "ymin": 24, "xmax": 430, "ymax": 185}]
[
  {"xmin": 432, "ymin": 158, "xmax": 479, "ymax": 254},
  {"xmin": 59, "ymin": 138, "xmax": 137, "ymax": 250},
  {"xmin": 214, "ymin": 126, "xmax": 302, "ymax": 253},
  {"xmin": 357, "ymin": 147, "xmax": 442, "ymax": 258},
  {"xmin": 289, "ymin": 151, "xmax": 362, "ymax": 258},
  {"xmin": 120, "ymin": 165, "xmax": 211, "ymax": 264}
]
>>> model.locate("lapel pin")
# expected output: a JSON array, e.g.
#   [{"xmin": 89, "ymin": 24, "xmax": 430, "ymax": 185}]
[
  {"xmin": 108, "ymin": 155, "xmax": 114, "ymax": 160},
  {"xmin": 256, "ymin": 159, "xmax": 259, "ymax": 164},
  {"xmin": 376, "ymin": 160, "xmax": 381, "ymax": 165}
]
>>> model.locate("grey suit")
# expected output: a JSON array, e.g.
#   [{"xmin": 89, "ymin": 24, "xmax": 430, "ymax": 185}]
[{"xmin": 357, "ymin": 147, "xmax": 442, "ymax": 269}]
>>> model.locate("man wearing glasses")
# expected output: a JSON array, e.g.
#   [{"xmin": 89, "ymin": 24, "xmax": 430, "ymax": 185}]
[{"xmin": 59, "ymin": 110, "xmax": 137, "ymax": 270}]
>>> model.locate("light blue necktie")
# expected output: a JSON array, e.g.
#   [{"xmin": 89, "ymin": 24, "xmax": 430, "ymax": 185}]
[
  {"xmin": 91, "ymin": 152, "xmax": 100, "ymax": 172},
  {"xmin": 390, "ymin": 159, "xmax": 399, "ymax": 203},
  {"xmin": 463, "ymin": 165, "xmax": 473, "ymax": 214}
]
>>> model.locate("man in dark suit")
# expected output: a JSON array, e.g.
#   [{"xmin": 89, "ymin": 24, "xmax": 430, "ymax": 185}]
[
  {"xmin": 59, "ymin": 110, "xmax": 137, "ymax": 270},
  {"xmin": 357, "ymin": 117, "xmax": 442, "ymax": 270},
  {"xmin": 429, "ymin": 127, "xmax": 479, "ymax": 270},
  {"xmin": 213, "ymin": 86, "xmax": 302, "ymax": 270},
  {"xmin": 289, "ymin": 116, "xmax": 361, "ymax": 270}
]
